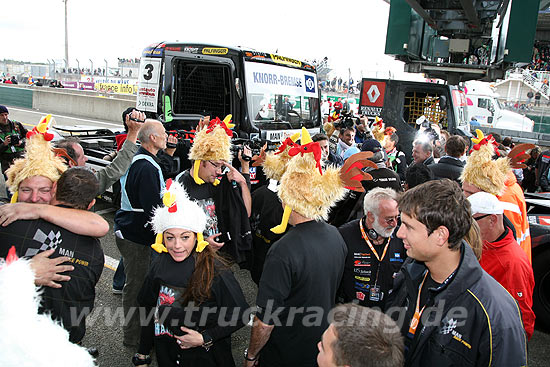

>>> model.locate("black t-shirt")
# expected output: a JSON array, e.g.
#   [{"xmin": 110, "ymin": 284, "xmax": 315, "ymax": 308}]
[
  {"xmin": 178, "ymin": 170, "xmax": 220, "ymax": 236},
  {"xmin": 0, "ymin": 218, "xmax": 104, "ymax": 343},
  {"xmin": 250, "ymin": 184, "xmax": 286, "ymax": 284},
  {"xmin": 256, "ymin": 220, "xmax": 347, "ymax": 367},
  {"xmin": 338, "ymin": 218, "xmax": 406, "ymax": 309},
  {"xmin": 137, "ymin": 253, "xmax": 249, "ymax": 367}
]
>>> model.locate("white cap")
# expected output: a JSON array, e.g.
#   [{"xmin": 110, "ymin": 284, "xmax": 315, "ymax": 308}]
[{"xmin": 467, "ymin": 192, "xmax": 521, "ymax": 215}]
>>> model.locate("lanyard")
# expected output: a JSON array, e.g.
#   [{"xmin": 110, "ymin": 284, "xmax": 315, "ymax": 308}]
[
  {"xmin": 359, "ymin": 218, "xmax": 390, "ymax": 262},
  {"xmin": 408, "ymin": 271, "xmax": 429, "ymax": 336}
]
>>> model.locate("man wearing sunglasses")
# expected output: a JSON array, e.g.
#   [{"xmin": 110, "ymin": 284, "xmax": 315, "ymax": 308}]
[
  {"xmin": 467, "ymin": 191, "xmax": 535, "ymax": 340},
  {"xmin": 337, "ymin": 187, "xmax": 406, "ymax": 309}
]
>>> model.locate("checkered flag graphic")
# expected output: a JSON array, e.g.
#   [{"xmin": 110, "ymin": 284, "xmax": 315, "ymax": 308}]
[
  {"xmin": 24, "ymin": 229, "xmax": 63, "ymax": 257},
  {"xmin": 439, "ymin": 318, "xmax": 457, "ymax": 335}
]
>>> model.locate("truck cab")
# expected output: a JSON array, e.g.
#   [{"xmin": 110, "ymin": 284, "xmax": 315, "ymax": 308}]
[
  {"xmin": 465, "ymin": 81, "xmax": 535, "ymax": 132},
  {"xmin": 359, "ymin": 78, "xmax": 470, "ymax": 162}
]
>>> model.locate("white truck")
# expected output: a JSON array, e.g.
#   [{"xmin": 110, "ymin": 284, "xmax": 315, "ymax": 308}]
[{"xmin": 465, "ymin": 81, "xmax": 534, "ymax": 132}]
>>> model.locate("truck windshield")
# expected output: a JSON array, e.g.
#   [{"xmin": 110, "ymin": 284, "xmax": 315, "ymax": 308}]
[{"xmin": 244, "ymin": 61, "xmax": 320, "ymax": 130}]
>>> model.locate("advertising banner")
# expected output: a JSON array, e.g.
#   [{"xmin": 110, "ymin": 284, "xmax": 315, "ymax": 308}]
[
  {"xmin": 244, "ymin": 61, "xmax": 317, "ymax": 98},
  {"xmin": 95, "ymin": 83, "xmax": 138, "ymax": 94}
]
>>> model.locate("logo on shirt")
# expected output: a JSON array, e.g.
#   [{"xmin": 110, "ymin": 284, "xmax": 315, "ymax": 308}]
[
  {"xmin": 24, "ymin": 229, "xmax": 64, "ymax": 257},
  {"xmin": 356, "ymin": 292, "xmax": 365, "ymax": 301},
  {"xmin": 354, "ymin": 276, "xmax": 371, "ymax": 282},
  {"xmin": 439, "ymin": 317, "xmax": 457, "ymax": 335},
  {"xmin": 354, "ymin": 268, "xmax": 372, "ymax": 276},
  {"xmin": 354, "ymin": 260, "xmax": 371, "ymax": 267}
]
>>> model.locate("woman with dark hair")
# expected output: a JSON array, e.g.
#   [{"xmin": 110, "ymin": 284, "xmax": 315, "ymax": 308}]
[{"xmin": 132, "ymin": 179, "xmax": 248, "ymax": 367}]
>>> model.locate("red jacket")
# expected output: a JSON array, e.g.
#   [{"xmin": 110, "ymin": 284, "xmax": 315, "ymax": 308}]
[
  {"xmin": 480, "ymin": 228, "xmax": 535, "ymax": 339},
  {"xmin": 498, "ymin": 173, "xmax": 531, "ymax": 262}
]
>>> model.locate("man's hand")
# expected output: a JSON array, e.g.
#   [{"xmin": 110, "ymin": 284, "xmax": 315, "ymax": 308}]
[
  {"xmin": 30, "ymin": 249, "xmax": 73, "ymax": 288},
  {"xmin": 224, "ymin": 162, "xmax": 247, "ymax": 187},
  {"xmin": 3, "ymin": 136, "xmax": 11, "ymax": 146},
  {"xmin": 206, "ymin": 233, "xmax": 224, "ymax": 251},
  {"xmin": 165, "ymin": 135, "xmax": 178, "ymax": 156},
  {"xmin": 0, "ymin": 203, "xmax": 40, "ymax": 226},
  {"xmin": 126, "ymin": 110, "xmax": 146, "ymax": 143},
  {"xmin": 238, "ymin": 146, "xmax": 251, "ymax": 174}
]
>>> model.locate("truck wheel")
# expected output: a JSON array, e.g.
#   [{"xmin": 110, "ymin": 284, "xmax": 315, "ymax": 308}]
[{"xmin": 533, "ymin": 249, "xmax": 550, "ymax": 330}]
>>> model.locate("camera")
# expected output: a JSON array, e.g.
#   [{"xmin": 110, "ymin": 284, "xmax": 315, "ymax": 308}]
[
  {"xmin": 231, "ymin": 137, "xmax": 276, "ymax": 161},
  {"xmin": 165, "ymin": 130, "xmax": 194, "ymax": 149},
  {"xmin": 8, "ymin": 134, "xmax": 20, "ymax": 146},
  {"xmin": 334, "ymin": 111, "xmax": 357, "ymax": 129}
]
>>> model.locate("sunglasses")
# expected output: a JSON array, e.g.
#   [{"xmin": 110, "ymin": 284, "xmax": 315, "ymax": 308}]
[{"xmin": 473, "ymin": 214, "xmax": 492, "ymax": 221}]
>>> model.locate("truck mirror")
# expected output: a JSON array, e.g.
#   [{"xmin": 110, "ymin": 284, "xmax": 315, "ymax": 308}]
[{"xmin": 439, "ymin": 95, "xmax": 447, "ymax": 110}]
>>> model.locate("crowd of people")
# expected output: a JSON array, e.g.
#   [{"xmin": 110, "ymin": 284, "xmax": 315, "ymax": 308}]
[{"xmin": 0, "ymin": 101, "xmax": 546, "ymax": 367}]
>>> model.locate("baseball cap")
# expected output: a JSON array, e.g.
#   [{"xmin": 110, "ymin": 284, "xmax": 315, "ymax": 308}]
[
  {"xmin": 467, "ymin": 192, "xmax": 520, "ymax": 215},
  {"xmin": 360, "ymin": 138, "xmax": 382, "ymax": 153},
  {"xmin": 0, "ymin": 105, "xmax": 8, "ymax": 114}
]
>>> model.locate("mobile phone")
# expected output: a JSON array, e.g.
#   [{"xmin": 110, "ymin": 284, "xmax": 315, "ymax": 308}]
[{"xmin": 215, "ymin": 232, "xmax": 231, "ymax": 243}]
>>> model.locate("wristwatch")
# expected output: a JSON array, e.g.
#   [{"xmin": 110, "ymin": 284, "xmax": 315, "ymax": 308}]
[{"xmin": 244, "ymin": 348, "xmax": 258, "ymax": 361}]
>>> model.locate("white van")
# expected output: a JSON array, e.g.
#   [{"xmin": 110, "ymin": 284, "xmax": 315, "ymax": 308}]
[{"xmin": 465, "ymin": 81, "xmax": 534, "ymax": 132}]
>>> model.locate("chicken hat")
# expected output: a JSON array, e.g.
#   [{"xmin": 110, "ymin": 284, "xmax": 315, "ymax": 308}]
[
  {"xmin": 461, "ymin": 129, "xmax": 534, "ymax": 195},
  {"xmin": 252, "ymin": 132, "xmax": 301, "ymax": 182},
  {"xmin": 272, "ymin": 127, "xmax": 377, "ymax": 233},
  {"xmin": 5, "ymin": 115, "xmax": 67, "ymax": 202},
  {"xmin": 188, "ymin": 115, "xmax": 234, "ymax": 186},
  {"xmin": 150, "ymin": 178, "xmax": 209, "ymax": 253}
]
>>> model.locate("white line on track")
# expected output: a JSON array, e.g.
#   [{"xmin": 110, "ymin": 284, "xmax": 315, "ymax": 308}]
[
  {"xmin": 104, "ymin": 254, "xmax": 120, "ymax": 271},
  {"xmin": 8, "ymin": 107, "xmax": 122, "ymax": 128}
]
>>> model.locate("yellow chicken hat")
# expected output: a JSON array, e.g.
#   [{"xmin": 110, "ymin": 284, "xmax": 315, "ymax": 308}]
[
  {"xmin": 461, "ymin": 130, "xmax": 534, "ymax": 195},
  {"xmin": 5, "ymin": 115, "xmax": 67, "ymax": 202},
  {"xmin": 252, "ymin": 132, "xmax": 301, "ymax": 182},
  {"xmin": 188, "ymin": 115, "xmax": 234, "ymax": 186},
  {"xmin": 272, "ymin": 128, "xmax": 376, "ymax": 233}
]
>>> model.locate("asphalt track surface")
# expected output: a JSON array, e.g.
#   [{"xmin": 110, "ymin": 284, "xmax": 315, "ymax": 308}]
[{"xmin": 5, "ymin": 107, "xmax": 550, "ymax": 365}]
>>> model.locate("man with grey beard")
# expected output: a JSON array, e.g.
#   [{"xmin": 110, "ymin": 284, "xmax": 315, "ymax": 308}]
[{"xmin": 337, "ymin": 187, "xmax": 406, "ymax": 308}]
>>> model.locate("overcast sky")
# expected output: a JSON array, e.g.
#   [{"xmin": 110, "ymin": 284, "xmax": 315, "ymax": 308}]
[{"xmin": 2, "ymin": 0, "xmax": 415, "ymax": 80}]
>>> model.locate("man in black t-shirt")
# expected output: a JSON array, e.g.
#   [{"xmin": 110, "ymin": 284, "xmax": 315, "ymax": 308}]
[
  {"xmin": 245, "ymin": 128, "xmax": 348, "ymax": 367},
  {"xmin": 176, "ymin": 116, "xmax": 252, "ymax": 264},
  {"xmin": 248, "ymin": 215, "xmax": 347, "ymax": 367},
  {"xmin": 0, "ymin": 168, "xmax": 103, "ymax": 344},
  {"xmin": 338, "ymin": 188, "xmax": 405, "ymax": 309}
]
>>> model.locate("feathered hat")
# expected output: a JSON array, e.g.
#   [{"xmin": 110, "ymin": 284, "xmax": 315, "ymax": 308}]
[
  {"xmin": 372, "ymin": 116, "xmax": 386, "ymax": 143},
  {"xmin": 272, "ymin": 127, "xmax": 377, "ymax": 233},
  {"xmin": 5, "ymin": 115, "xmax": 67, "ymax": 202},
  {"xmin": 461, "ymin": 130, "xmax": 534, "ymax": 195},
  {"xmin": 150, "ymin": 179, "xmax": 209, "ymax": 253},
  {"xmin": 252, "ymin": 132, "xmax": 301, "ymax": 182},
  {"xmin": 0, "ymin": 247, "xmax": 95, "ymax": 367},
  {"xmin": 188, "ymin": 115, "xmax": 234, "ymax": 186}
]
